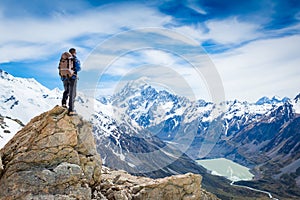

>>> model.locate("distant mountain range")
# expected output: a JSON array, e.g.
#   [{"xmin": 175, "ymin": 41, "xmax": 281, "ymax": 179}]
[
  {"xmin": 105, "ymin": 79, "xmax": 300, "ymax": 198},
  {"xmin": 1, "ymin": 69, "xmax": 299, "ymax": 199}
]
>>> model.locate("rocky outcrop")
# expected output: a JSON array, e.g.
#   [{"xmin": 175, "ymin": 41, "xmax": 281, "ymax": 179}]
[
  {"xmin": 0, "ymin": 106, "xmax": 102, "ymax": 199},
  {"xmin": 0, "ymin": 106, "xmax": 218, "ymax": 200},
  {"xmin": 93, "ymin": 166, "xmax": 219, "ymax": 200}
]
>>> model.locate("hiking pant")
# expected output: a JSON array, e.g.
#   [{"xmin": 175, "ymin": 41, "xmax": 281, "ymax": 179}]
[{"xmin": 62, "ymin": 78, "xmax": 77, "ymax": 112}]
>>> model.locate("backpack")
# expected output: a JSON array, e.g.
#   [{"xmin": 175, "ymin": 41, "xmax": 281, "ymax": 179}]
[{"xmin": 58, "ymin": 52, "xmax": 74, "ymax": 78}]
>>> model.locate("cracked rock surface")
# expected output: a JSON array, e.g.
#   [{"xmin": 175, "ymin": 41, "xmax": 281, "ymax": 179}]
[
  {"xmin": 0, "ymin": 106, "xmax": 102, "ymax": 199},
  {"xmin": 93, "ymin": 166, "xmax": 219, "ymax": 200}
]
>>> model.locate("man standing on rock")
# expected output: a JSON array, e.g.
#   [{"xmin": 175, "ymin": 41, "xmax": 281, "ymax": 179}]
[{"xmin": 59, "ymin": 48, "xmax": 81, "ymax": 116}]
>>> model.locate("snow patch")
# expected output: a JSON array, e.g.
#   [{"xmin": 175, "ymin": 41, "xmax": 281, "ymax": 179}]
[{"xmin": 0, "ymin": 117, "xmax": 23, "ymax": 149}]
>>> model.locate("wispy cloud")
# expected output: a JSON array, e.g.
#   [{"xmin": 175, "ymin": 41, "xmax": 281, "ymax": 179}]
[
  {"xmin": 204, "ymin": 17, "xmax": 262, "ymax": 44},
  {"xmin": 0, "ymin": 0, "xmax": 299, "ymax": 101},
  {"xmin": 0, "ymin": 3, "xmax": 172, "ymax": 63},
  {"xmin": 212, "ymin": 34, "xmax": 300, "ymax": 101},
  {"xmin": 173, "ymin": 17, "xmax": 263, "ymax": 49},
  {"xmin": 185, "ymin": 0, "xmax": 207, "ymax": 15},
  {"xmin": 88, "ymin": 45, "xmax": 217, "ymax": 101}
]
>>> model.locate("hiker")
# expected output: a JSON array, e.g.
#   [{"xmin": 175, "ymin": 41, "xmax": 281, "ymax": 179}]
[{"xmin": 59, "ymin": 48, "xmax": 81, "ymax": 116}]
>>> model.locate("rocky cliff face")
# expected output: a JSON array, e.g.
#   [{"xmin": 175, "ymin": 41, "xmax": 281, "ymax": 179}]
[
  {"xmin": 0, "ymin": 106, "xmax": 102, "ymax": 199},
  {"xmin": 0, "ymin": 106, "xmax": 218, "ymax": 200}
]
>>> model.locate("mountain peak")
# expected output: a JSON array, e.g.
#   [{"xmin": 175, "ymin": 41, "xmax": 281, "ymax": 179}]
[
  {"xmin": 255, "ymin": 96, "xmax": 271, "ymax": 105},
  {"xmin": 116, "ymin": 77, "xmax": 150, "ymax": 97},
  {"xmin": 295, "ymin": 93, "xmax": 300, "ymax": 103},
  {"xmin": 0, "ymin": 69, "xmax": 14, "ymax": 81},
  {"xmin": 255, "ymin": 96, "xmax": 289, "ymax": 105},
  {"xmin": 271, "ymin": 95, "xmax": 290, "ymax": 103}
]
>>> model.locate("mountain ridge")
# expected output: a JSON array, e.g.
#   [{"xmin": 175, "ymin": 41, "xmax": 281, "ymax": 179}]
[{"xmin": 1, "ymin": 69, "xmax": 299, "ymax": 199}]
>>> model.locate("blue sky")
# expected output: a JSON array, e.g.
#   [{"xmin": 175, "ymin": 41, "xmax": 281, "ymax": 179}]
[{"xmin": 0, "ymin": 0, "xmax": 300, "ymax": 102}]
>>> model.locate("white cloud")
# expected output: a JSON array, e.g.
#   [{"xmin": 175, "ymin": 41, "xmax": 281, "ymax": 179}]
[
  {"xmin": 172, "ymin": 19, "xmax": 300, "ymax": 101},
  {"xmin": 88, "ymin": 48, "xmax": 215, "ymax": 101},
  {"xmin": 0, "ymin": 3, "xmax": 172, "ymax": 63},
  {"xmin": 0, "ymin": 43, "xmax": 58, "ymax": 63},
  {"xmin": 204, "ymin": 17, "xmax": 262, "ymax": 44},
  {"xmin": 173, "ymin": 24, "xmax": 207, "ymax": 41},
  {"xmin": 96, "ymin": 64, "xmax": 207, "ymax": 100},
  {"xmin": 1, "ymin": 1, "xmax": 300, "ymax": 102},
  {"xmin": 267, "ymin": 22, "xmax": 300, "ymax": 36},
  {"xmin": 81, "ymin": 27, "xmax": 205, "ymax": 74},
  {"xmin": 211, "ymin": 34, "xmax": 300, "ymax": 101},
  {"xmin": 186, "ymin": 0, "xmax": 207, "ymax": 15},
  {"xmin": 174, "ymin": 17, "xmax": 262, "ymax": 45},
  {"xmin": 85, "ymin": 49, "xmax": 178, "ymax": 77},
  {"xmin": 140, "ymin": 50, "xmax": 177, "ymax": 66}
]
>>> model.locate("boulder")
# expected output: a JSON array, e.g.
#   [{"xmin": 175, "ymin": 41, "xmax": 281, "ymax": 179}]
[
  {"xmin": 94, "ymin": 166, "xmax": 219, "ymax": 200},
  {"xmin": 0, "ymin": 106, "xmax": 102, "ymax": 199},
  {"xmin": 134, "ymin": 173, "xmax": 202, "ymax": 200}
]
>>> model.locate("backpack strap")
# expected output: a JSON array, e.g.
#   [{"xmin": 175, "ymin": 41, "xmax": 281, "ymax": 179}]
[
  {"xmin": 67, "ymin": 57, "xmax": 71, "ymax": 70},
  {"xmin": 67, "ymin": 57, "xmax": 76, "ymax": 77}
]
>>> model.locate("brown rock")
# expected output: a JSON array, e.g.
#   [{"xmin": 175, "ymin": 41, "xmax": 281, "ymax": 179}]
[
  {"xmin": 0, "ymin": 154, "xmax": 3, "ymax": 176},
  {"xmin": 200, "ymin": 189, "xmax": 220, "ymax": 200},
  {"xmin": 134, "ymin": 173, "xmax": 202, "ymax": 200},
  {"xmin": 0, "ymin": 106, "xmax": 102, "ymax": 199},
  {"xmin": 97, "ymin": 169, "xmax": 219, "ymax": 200}
]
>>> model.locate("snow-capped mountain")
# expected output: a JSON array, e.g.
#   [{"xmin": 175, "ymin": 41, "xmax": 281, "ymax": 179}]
[
  {"xmin": 1, "ymin": 69, "xmax": 296, "ymax": 146},
  {"xmin": 293, "ymin": 93, "xmax": 300, "ymax": 113},
  {"xmin": 107, "ymin": 78, "xmax": 299, "ymax": 156},
  {"xmin": 91, "ymin": 108, "xmax": 210, "ymax": 178},
  {"xmin": 1, "ymin": 69, "xmax": 300, "ymax": 195},
  {"xmin": 255, "ymin": 96, "xmax": 290, "ymax": 105},
  {"xmin": 110, "ymin": 79, "xmax": 191, "ymax": 127},
  {"xmin": 0, "ymin": 69, "xmax": 100, "ymax": 123},
  {"xmin": 0, "ymin": 69, "xmax": 102, "ymax": 150},
  {"xmin": 0, "ymin": 116, "xmax": 23, "ymax": 149},
  {"xmin": 107, "ymin": 80, "xmax": 300, "ymax": 196},
  {"xmin": 0, "ymin": 70, "xmax": 210, "ymax": 178},
  {"xmin": 112, "ymin": 78, "xmax": 295, "ymax": 126},
  {"xmin": 1, "ymin": 69, "xmax": 298, "ymax": 153},
  {"xmin": 0, "ymin": 69, "xmax": 62, "ymax": 123},
  {"xmin": 0, "ymin": 69, "xmax": 63, "ymax": 148},
  {"xmin": 108, "ymin": 79, "xmax": 294, "ymax": 143}
]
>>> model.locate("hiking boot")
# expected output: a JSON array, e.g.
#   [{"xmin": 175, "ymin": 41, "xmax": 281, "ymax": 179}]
[
  {"xmin": 68, "ymin": 111, "xmax": 78, "ymax": 116},
  {"xmin": 62, "ymin": 104, "xmax": 67, "ymax": 108}
]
